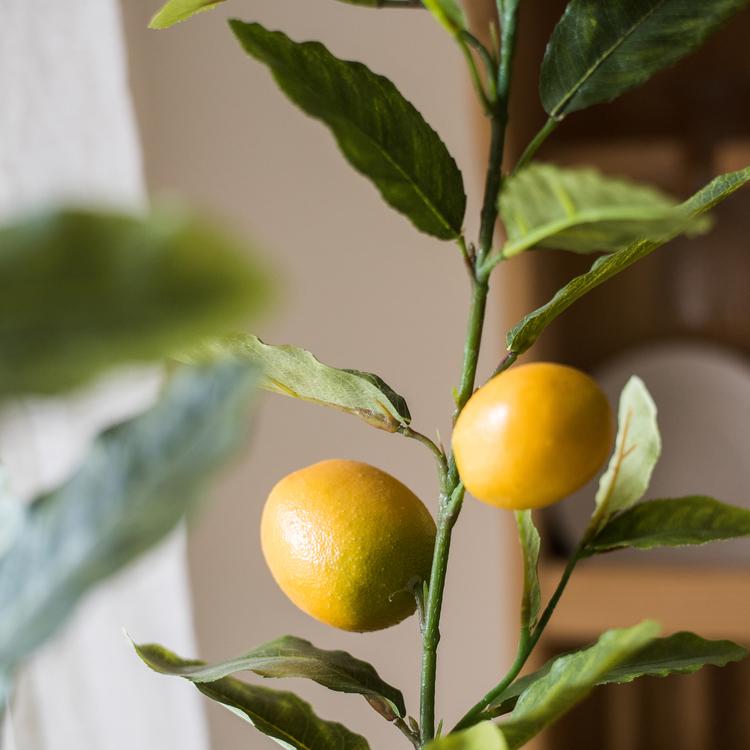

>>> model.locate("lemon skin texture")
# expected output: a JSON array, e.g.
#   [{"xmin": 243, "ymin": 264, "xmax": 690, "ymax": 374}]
[
  {"xmin": 452, "ymin": 362, "xmax": 614, "ymax": 510},
  {"xmin": 261, "ymin": 459, "xmax": 436, "ymax": 632}
]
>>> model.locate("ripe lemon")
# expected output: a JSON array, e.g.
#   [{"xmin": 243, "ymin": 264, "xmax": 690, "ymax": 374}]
[
  {"xmin": 261, "ymin": 459, "xmax": 436, "ymax": 632},
  {"xmin": 452, "ymin": 362, "xmax": 613, "ymax": 510}
]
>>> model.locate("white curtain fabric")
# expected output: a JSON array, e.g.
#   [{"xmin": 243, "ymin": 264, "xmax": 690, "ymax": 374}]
[{"xmin": 0, "ymin": 2, "xmax": 209, "ymax": 748}]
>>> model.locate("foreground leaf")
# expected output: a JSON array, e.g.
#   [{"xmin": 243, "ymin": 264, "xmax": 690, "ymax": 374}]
[
  {"xmin": 487, "ymin": 632, "xmax": 746, "ymax": 718},
  {"xmin": 592, "ymin": 377, "xmax": 660, "ymax": 532},
  {"xmin": 499, "ymin": 163, "xmax": 707, "ymax": 258},
  {"xmin": 184, "ymin": 334, "xmax": 411, "ymax": 432},
  {"xmin": 541, "ymin": 0, "xmax": 748, "ymax": 119},
  {"xmin": 230, "ymin": 21, "xmax": 466, "ymax": 240},
  {"xmin": 0, "ymin": 362, "xmax": 257, "ymax": 674},
  {"xmin": 133, "ymin": 635, "xmax": 405, "ymax": 720},
  {"xmin": 515, "ymin": 511, "xmax": 541, "ymax": 632},
  {"xmin": 149, "ymin": 0, "xmax": 226, "ymax": 28},
  {"xmin": 589, "ymin": 496, "xmax": 750, "ymax": 552},
  {"xmin": 134, "ymin": 642, "xmax": 370, "ymax": 750},
  {"xmin": 0, "ymin": 207, "xmax": 268, "ymax": 397},
  {"xmin": 506, "ymin": 167, "xmax": 750, "ymax": 356},
  {"xmin": 499, "ymin": 621, "xmax": 659, "ymax": 748},
  {"xmin": 425, "ymin": 721, "xmax": 508, "ymax": 750}
]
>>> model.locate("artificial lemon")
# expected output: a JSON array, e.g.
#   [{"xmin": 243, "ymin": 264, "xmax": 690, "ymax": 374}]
[
  {"xmin": 452, "ymin": 362, "xmax": 613, "ymax": 510},
  {"xmin": 261, "ymin": 459, "xmax": 436, "ymax": 632}
]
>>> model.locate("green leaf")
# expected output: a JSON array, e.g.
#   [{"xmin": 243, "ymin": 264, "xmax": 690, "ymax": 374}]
[
  {"xmin": 423, "ymin": 0, "xmax": 468, "ymax": 35},
  {"xmin": 183, "ymin": 334, "xmax": 411, "ymax": 432},
  {"xmin": 133, "ymin": 635, "xmax": 405, "ymax": 721},
  {"xmin": 0, "ymin": 362, "xmax": 257, "ymax": 674},
  {"xmin": 506, "ymin": 167, "xmax": 750, "ymax": 356},
  {"xmin": 425, "ymin": 721, "xmax": 508, "ymax": 750},
  {"xmin": 540, "ymin": 0, "xmax": 748, "ymax": 119},
  {"xmin": 515, "ymin": 511, "xmax": 541, "ymax": 632},
  {"xmin": 486, "ymin": 632, "xmax": 746, "ymax": 718},
  {"xmin": 149, "ymin": 0, "xmax": 226, "ymax": 29},
  {"xmin": 499, "ymin": 621, "xmax": 659, "ymax": 748},
  {"xmin": 0, "ymin": 468, "xmax": 24, "ymax": 560},
  {"xmin": 499, "ymin": 163, "xmax": 708, "ymax": 258},
  {"xmin": 134, "ymin": 642, "xmax": 371, "ymax": 750},
  {"xmin": 588, "ymin": 496, "xmax": 750, "ymax": 553},
  {"xmin": 0, "ymin": 207, "xmax": 268, "ymax": 398},
  {"xmin": 230, "ymin": 21, "xmax": 466, "ymax": 240},
  {"xmin": 592, "ymin": 377, "xmax": 660, "ymax": 531}
]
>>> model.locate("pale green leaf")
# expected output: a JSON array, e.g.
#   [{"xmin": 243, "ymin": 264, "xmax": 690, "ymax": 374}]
[
  {"xmin": 134, "ymin": 642, "xmax": 370, "ymax": 750},
  {"xmin": 0, "ymin": 362, "xmax": 257, "ymax": 674},
  {"xmin": 183, "ymin": 334, "xmax": 410, "ymax": 432},
  {"xmin": 506, "ymin": 167, "xmax": 750, "ymax": 356},
  {"xmin": 132, "ymin": 634, "xmax": 405, "ymax": 720},
  {"xmin": 0, "ymin": 207, "xmax": 268, "ymax": 397},
  {"xmin": 423, "ymin": 0, "xmax": 467, "ymax": 34},
  {"xmin": 425, "ymin": 722, "xmax": 508, "ymax": 750},
  {"xmin": 0, "ymin": 468, "xmax": 23, "ymax": 560},
  {"xmin": 541, "ymin": 0, "xmax": 748, "ymax": 119},
  {"xmin": 150, "ymin": 0, "xmax": 226, "ymax": 29},
  {"xmin": 230, "ymin": 21, "xmax": 466, "ymax": 240},
  {"xmin": 499, "ymin": 163, "xmax": 708, "ymax": 258},
  {"xmin": 593, "ymin": 377, "xmax": 660, "ymax": 530},
  {"xmin": 588, "ymin": 496, "xmax": 750, "ymax": 552},
  {"xmin": 486, "ymin": 632, "xmax": 746, "ymax": 718},
  {"xmin": 500, "ymin": 621, "xmax": 659, "ymax": 748},
  {"xmin": 515, "ymin": 511, "xmax": 541, "ymax": 632}
]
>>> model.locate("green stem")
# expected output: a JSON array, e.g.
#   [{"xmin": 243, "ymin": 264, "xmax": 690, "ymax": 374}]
[
  {"xmin": 419, "ymin": 6, "xmax": 521, "ymax": 742},
  {"xmin": 453, "ymin": 546, "xmax": 584, "ymax": 731},
  {"xmin": 513, "ymin": 116, "xmax": 559, "ymax": 173}
]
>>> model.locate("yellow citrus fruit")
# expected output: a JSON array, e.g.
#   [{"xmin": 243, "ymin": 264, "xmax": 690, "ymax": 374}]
[
  {"xmin": 452, "ymin": 362, "xmax": 613, "ymax": 510},
  {"xmin": 261, "ymin": 459, "xmax": 436, "ymax": 632}
]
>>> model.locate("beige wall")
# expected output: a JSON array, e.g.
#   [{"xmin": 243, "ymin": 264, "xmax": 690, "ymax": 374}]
[{"xmin": 123, "ymin": 2, "xmax": 512, "ymax": 747}]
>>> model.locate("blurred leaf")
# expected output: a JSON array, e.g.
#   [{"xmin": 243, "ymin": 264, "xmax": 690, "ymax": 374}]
[
  {"xmin": 486, "ymin": 632, "xmax": 746, "ymax": 718},
  {"xmin": 499, "ymin": 163, "xmax": 708, "ymax": 257},
  {"xmin": 593, "ymin": 377, "xmax": 660, "ymax": 531},
  {"xmin": 0, "ymin": 207, "xmax": 268, "ymax": 398},
  {"xmin": 134, "ymin": 642, "xmax": 371, "ymax": 750},
  {"xmin": 425, "ymin": 721, "xmax": 508, "ymax": 750},
  {"xmin": 0, "ymin": 468, "xmax": 24, "ymax": 560},
  {"xmin": 149, "ymin": 0, "xmax": 226, "ymax": 28},
  {"xmin": 506, "ymin": 167, "xmax": 750, "ymax": 356},
  {"xmin": 133, "ymin": 634, "xmax": 406, "ymax": 721},
  {"xmin": 184, "ymin": 334, "xmax": 411, "ymax": 432},
  {"xmin": 500, "ymin": 622, "xmax": 659, "ymax": 748},
  {"xmin": 230, "ymin": 21, "xmax": 466, "ymax": 240},
  {"xmin": 588, "ymin": 496, "xmax": 750, "ymax": 552},
  {"xmin": 515, "ymin": 511, "xmax": 541, "ymax": 632},
  {"xmin": 540, "ymin": 0, "xmax": 748, "ymax": 119},
  {"xmin": 423, "ymin": 0, "xmax": 467, "ymax": 34},
  {"xmin": 0, "ymin": 362, "xmax": 257, "ymax": 675}
]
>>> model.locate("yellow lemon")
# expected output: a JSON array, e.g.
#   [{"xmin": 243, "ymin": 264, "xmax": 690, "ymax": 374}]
[
  {"xmin": 261, "ymin": 459, "xmax": 436, "ymax": 632},
  {"xmin": 452, "ymin": 362, "xmax": 613, "ymax": 510}
]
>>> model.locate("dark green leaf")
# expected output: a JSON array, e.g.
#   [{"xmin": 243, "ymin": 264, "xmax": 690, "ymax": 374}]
[
  {"xmin": 0, "ymin": 362, "xmax": 257, "ymax": 674},
  {"xmin": 424, "ymin": 722, "xmax": 508, "ymax": 750},
  {"xmin": 592, "ymin": 377, "xmax": 660, "ymax": 532},
  {"xmin": 515, "ymin": 511, "xmax": 541, "ymax": 632},
  {"xmin": 230, "ymin": 21, "xmax": 466, "ymax": 240},
  {"xmin": 132, "ymin": 634, "xmax": 405, "ymax": 721},
  {"xmin": 0, "ymin": 207, "xmax": 268, "ymax": 397},
  {"xmin": 588, "ymin": 496, "xmax": 750, "ymax": 553},
  {"xmin": 149, "ymin": 0, "xmax": 226, "ymax": 28},
  {"xmin": 506, "ymin": 167, "xmax": 750, "ymax": 356},
  {"xmin": 487, "ymin": 632, "xmax": 746, "ymax": 718},
  {"xmin": 499, "ymin": 163, "xmax": 708, "ymax": 257},
  {"xmin": 182, "ymin": 334, "xmax": 410, "ymax": 432},
  {"xmin": 500, "ymin": 621, "xmax": 658, "ymax": 748},
  {"xmin": 541, "ymin": 0, "xmax": 748, "ymax": 118},
  {"xmin": 134, "ymin": 642, "xmax": 371, "ymax": 750}
]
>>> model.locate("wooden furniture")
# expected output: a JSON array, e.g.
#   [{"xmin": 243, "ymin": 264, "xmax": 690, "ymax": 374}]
[{"xmin": 494, "ymin": 3, "xmax": 750, "ymax": 748}]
